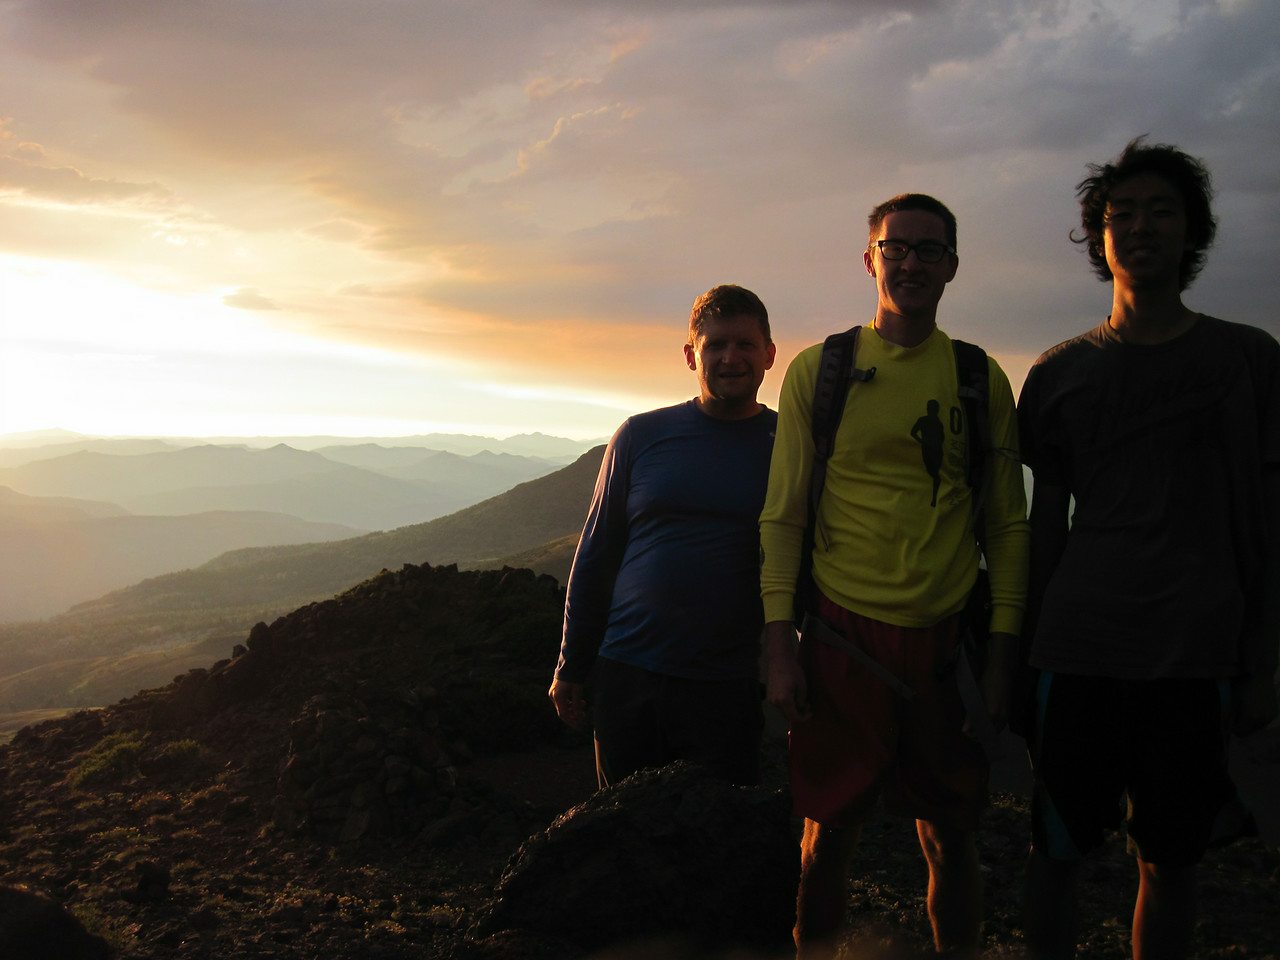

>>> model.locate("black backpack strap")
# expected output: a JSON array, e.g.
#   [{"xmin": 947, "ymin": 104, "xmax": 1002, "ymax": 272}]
[
  {"xmin": 951, "ymin": 338, "xmax": 1004, "ymax": 757},
  {"xmin": 951, "ymin": 338, "xmax": 991, "ymax": 523},
  {"xmin": 794, "ymin": 326, "xmax": 876, "ymax": 620},
  {"xmin": 809, "ymin": 326, "xmax": 876, "ymax": 508}
]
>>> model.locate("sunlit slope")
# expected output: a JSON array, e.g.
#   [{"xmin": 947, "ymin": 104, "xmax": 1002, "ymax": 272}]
[
  {"xmin": 0, "ymin": 445, "xmax": 604, "ymax": 718},
  {"xmin": 0, "ymin": 491, "xmax": 360, "ymax": 620}
]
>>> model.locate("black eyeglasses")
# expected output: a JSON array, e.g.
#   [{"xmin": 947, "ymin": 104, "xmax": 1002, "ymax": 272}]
[{"xmin": 871, "ymin": 240, "xmax": 955, "ymax": 263}]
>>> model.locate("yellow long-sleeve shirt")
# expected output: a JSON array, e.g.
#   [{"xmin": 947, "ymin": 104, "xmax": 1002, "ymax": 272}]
[{"xmin": 759, "ymin": 325, "xmax": 1029, "ymax": 634}]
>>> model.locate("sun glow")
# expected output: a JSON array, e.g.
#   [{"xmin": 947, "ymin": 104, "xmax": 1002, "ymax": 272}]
[{"xmin": 0, "ymin": 256, "xmax": 633, "ymax": 439}]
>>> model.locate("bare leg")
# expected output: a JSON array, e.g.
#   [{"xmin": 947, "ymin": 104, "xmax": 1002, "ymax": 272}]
[
  {"xmin": 1023, "ymin": 847, "xmax": 1080, "ymax": 960},
  {"xmin": 916, "ymin": 819, "xmax": 982, "ymax": 958},
  {"xmin": 1132, "ymin": 859, "xmax": 1196, "ymax": 960},
  {"xmin": 795, "ymin": 818, "xmax": 861, "ymax": 960}
]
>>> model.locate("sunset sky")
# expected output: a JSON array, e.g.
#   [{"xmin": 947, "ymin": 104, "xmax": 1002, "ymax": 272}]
[{"xmin": 2, "ymin": 0, "xmax": 1278, "ymax": 441}]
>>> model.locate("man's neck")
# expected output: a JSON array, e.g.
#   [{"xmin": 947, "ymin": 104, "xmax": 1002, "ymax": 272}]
[
  {"xmin": 872, "ymin": 311, "xmax": 937, "ymax": 348},
  {"xmin": 1108, "ymin": 283, "xmax": 1197, "ymax": 345},
  {"xmin": 695, "ymin": 396, "xmax": 763, "ymax": 420}
]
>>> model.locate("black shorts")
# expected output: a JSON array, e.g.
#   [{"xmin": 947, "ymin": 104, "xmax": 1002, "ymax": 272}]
[
  {"xmin": 1030, "ymin": 672, "xmax": 1251, "ymax": 866},
  {"xmin": 589, "ymin": 656, "xmax": 763, "ymax": 788}
]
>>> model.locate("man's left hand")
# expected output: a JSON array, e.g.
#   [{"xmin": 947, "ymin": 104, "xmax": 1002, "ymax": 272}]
[
  {"xmin": 548, "ymin": 677, "xmax": 589, "ymax": 731},
  {"xmin": 967, "ymin": 631, "xmax": 1018, "ymax": 737},
  {"xmin": 1232, "ymin": 673, "xmax": 1279, "ymax": 738}
]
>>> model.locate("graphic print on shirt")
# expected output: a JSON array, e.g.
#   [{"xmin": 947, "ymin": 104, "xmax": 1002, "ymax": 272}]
[{"xmin": 910, "ymin": 399, "xmax": 945, "ymax": 507}]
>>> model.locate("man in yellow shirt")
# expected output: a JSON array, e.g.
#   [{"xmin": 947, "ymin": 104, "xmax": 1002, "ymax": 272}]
[{"xmin": 760, "ymin": 194, "xmax": 1029, "ymax": 959}]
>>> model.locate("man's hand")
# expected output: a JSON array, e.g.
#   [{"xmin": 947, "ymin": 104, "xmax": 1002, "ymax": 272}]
[
  {"xmin": 966, "ymin": 631, "xmax": 1018, "ymax": 737},
  {"xmin": 764, "ymin": 620, "xmax": 811, "ymax": 724},
  {"xmin": 548, "ymin": 677, "xmax": 588, "ymax": 731},
  {"xmin": 1232, "ymin": 673, "xmax": 1279, "ymax": 738}
]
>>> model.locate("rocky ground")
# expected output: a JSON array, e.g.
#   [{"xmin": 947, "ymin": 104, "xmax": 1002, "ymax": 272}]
[{"xmin": 0, "ymin": 562, "xmax": 1276, "ymax": 958}]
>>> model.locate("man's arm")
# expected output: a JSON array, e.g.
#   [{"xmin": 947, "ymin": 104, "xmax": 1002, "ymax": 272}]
[
  {"xmin": 977, "ymin": 361, "xmax": 1031, "ymax": 729},
  {"xmin": 759, "ymin": 347, "xmax": 819, "ymax": 626},
  {"xmin": 1233, "ymin": 465, "xmax": 1280, "ymax": 736},
  {"xmin": 549, "ymin": 427, "xmax": 631, "ymax": 730},
  {"xmin": 1026, "ymin": 481, "xmax": 1070, "ymax": 629},
  {"xmin": 759, "ymin": 349, "xmax": 820, "ymax": 724},
  {"xmin": 757, "ymin": 350, "xmax": 819, "ymax": 727}
]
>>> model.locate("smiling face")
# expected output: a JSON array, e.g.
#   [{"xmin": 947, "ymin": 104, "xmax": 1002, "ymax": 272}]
[
  {"xmin": 863, "ymin": 209, "xmax": 958, "ymax": 327},
  {"xmin": 1102, "ymin": 173, "xmax": 1192, "ymax": 291},
  {"xmin": 683, "ymin": 313, "xmax": 776, "ymax": 419}
]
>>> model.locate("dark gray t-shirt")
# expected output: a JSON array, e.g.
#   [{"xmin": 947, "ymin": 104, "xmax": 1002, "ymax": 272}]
[{"xmin": 1018, "ymin": 316, "xmax": 1279, "ymax": 679}]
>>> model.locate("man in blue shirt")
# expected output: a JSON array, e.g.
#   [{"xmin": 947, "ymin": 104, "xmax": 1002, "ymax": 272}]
[{"xmin": 550, "ymin": 284, "xmax": 778, "ymax": 787}]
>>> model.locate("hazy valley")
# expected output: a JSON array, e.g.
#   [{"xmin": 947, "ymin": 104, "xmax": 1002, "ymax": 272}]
[{"xmin": 0, "ymin": 430, "xmax": 603, "ymax": 734}]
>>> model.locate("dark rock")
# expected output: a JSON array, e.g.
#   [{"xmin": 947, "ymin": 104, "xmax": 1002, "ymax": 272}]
[
  {"xmin": 188, "ymin": 905, "xmax": 218, "ymax": 930},
  {"xmin": 121, "ymin": 860, "xmax": 171, "ymax": 904},
  {"xmin": 149, "ymin": 668, "xmax": 220, "ymax": 728},
  {"xmin": 0, "ymin": 884, "xmax": 112, "ymax": 959},
  {"xmin": 246, "ymin": 621, "xmax": 273, "ymax": 651},
  {"xmin": 274, "ymin": 683, "xmax": 454, "ymax": 841},
  {"xmin": 479, "ymin": 761, "xmax": 799, "ymax": 954}
]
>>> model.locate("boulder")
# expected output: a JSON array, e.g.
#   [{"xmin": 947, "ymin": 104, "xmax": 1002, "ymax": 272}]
[
  {"xmin": 0, "ymin": 885, "xmax": 112, "ymax": 959},
  {"xmin": 479, "ymin": 761, "xmax": 798, "ymax": 954}
]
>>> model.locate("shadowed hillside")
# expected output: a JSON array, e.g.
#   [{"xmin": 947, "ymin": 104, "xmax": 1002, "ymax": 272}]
[
  {"xmin": 71, "ymin": 443, "xmax": 603, "ymax": 616},
  {"xmin": 0, "ymin": 446, "xmax": 603, "ymax": 718}
]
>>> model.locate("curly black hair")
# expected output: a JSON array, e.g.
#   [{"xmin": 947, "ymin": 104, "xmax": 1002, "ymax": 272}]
[{"xmin": 1073, "ymin": 137, "xmax": 1217, "ymax": 291}]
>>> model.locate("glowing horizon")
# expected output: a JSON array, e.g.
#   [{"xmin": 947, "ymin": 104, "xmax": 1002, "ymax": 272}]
[{"xmin": 2, "ymin": 0, "xmax": 1277, "ymax": 441}]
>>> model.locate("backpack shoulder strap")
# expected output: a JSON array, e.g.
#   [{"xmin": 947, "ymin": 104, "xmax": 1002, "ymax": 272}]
[
  {"xmin": 794, "ymin": 326, "xmax": 875, "ymax": 620},
  {"xmin": 809, "ymin": 326, "xmax": 875, "ymax": 507},
  {"xmin": 951, "ymin": 338, "xmax": 1003, "ymax": 757},
  {"xmin": 951, "ymin": 338, "xmax": 991, "ymax": 518}
]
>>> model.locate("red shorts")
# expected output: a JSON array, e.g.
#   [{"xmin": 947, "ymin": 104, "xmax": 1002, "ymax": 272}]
[{"xmin": 789, "ymin": 594, "xmax": 987, "ymax": 830}]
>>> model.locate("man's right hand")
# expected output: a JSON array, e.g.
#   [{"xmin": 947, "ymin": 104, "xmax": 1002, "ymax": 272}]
[
  {"xmin": 1232, "ymin": 673, "xmax": 1279, "ymax": 738},
  {"xmin": 764, "ymin": 620, "xmax": 812, "ymax": 724},
  {"xmin": 548, "ymin": 677, "xmax": 588, "ymax": 731}
]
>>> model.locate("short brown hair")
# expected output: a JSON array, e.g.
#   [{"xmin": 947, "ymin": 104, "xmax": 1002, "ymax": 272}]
[
  {"xmin": 687, "ymin": 285, "xmax": 771, "ymax": 346},
  {"xmin": 867, "ymin": 193, "xmax": 958, "ymax": 252}
]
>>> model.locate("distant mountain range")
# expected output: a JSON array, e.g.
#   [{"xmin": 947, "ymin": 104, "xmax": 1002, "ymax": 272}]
[
  {"xmin": 0, "ymin": 487, "xmax": 358, "ymax": 621},
  {"xmin": 0, "ymin": 444, "xmax": 605, "ymax": 720},
  {"xmin": 0, "ymin": 432, "xmax": 602, "ymax": 620},
  {"xmin": 0, "ymin": 442, "xmax": 575, "ymax": 531},
  {"xmin": 0, "ymin": 429, "xmax": 598, "ymax": 461}
]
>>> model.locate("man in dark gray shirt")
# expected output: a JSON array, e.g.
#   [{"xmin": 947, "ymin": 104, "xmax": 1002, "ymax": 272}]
[{"xmin": 1018, "ymin": 139, "xmax": 1279, "ymax": 960}]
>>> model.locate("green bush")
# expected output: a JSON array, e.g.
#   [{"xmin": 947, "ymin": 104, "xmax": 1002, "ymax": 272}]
[
  {"xmin": 70, "ymin": 732, "xmax": 146, "ymax": 789},
  {"xmin": 158, "ymin": 739, "xmax": 200, "ymax": 766}
]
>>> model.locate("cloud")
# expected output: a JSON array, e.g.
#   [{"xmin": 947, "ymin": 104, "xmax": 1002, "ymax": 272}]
[
  {"xmin": 222, "ymin": 287, "xmax": 280, "ymax": 311},
  {"xmin": 0, "ymin": 145, "xmax": 172, "ymax": 207},
  {"xmin": 1, "ymin": 0, "xmax": 1278, "ymax": 437}
]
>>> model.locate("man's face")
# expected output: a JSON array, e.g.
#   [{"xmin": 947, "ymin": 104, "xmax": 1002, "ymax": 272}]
[
  {"xmin": 862, "ymin": 209, "xmax": 958, "ymax": 321},
  {"xmin": 1102, "ymin": 173, "xmax": 1191, "ymax": 288},
  {"xmin": 684, "ymin": 313, "xmax": 776, "ymax": 410}
]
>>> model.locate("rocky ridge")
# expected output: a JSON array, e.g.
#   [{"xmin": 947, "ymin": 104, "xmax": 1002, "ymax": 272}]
[{"xmin": 0, "ymin": 560, "xmax": 1276, "ymax": 958}]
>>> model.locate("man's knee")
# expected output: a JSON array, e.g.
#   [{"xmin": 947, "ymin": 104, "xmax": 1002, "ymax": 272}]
[
  {"xmin": 1136, "ymin": 858, "xmax": 1198, "ymax": 899},
  {"xmin": 800, "ymin": 818, "xmax": 861, "ymax": 871},
  {"xmin": 917, "ymin": 819, "xmax": 978, "ymax": 871}
]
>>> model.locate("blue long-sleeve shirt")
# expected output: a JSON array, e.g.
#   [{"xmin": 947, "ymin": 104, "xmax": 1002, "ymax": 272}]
[{"xmin": 556, "ymin": 399, "xmax": 777, "ymax": 682}]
